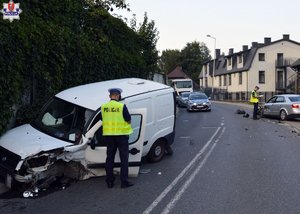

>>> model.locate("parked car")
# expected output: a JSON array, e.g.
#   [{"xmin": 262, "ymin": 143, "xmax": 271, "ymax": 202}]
[
  {"xmin": 262, "ymin": 94, "xmax": 300, "ymax": 120},
  {"xmin": 177, "ymin": 92, "xmax": 191, "ymax": 107},
  {"xmin": 186, "ymin": 92, "xmax": 211, "ymax": 112},
  {"xmin": 0, "ymin": 78, "xmax": 175, "ymax": 190}
]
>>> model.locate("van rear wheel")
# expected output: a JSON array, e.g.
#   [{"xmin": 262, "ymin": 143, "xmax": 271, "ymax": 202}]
[{"xmin": 147, "ymin": 139, "xmax": 165, "ymax": 162}]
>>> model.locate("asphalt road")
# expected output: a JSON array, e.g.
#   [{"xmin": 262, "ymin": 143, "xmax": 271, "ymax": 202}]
[{"xmin": 1, "ymin": 102, "xmax": 300, "ymax": 214}]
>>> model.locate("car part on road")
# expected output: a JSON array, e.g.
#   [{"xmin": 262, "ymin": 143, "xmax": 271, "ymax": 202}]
[
  {"xmin": 243, "ymin": 113, "xmax": 249, "ymax": 118},
  {"xmin": 139, "ymin": 169, "xmax": 151, "ymax": 174},
  {"xmin": 235, "ymin": 109, "xmax": 246, "ymax": 114}
]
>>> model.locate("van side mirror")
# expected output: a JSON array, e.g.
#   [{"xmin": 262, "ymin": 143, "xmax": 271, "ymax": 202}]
[{"xmin": 208, "ymin": 97, "xmax": 211, "ymax": 100}]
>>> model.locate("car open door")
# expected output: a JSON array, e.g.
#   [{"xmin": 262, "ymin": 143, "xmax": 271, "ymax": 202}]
[{"xmin": 84, "ymin": 108, "xmax": 147, "ymax": 177}]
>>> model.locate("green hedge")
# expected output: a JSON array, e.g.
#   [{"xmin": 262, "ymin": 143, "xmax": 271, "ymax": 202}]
[{"xmin": 0, "ymin": 0, "xmax": 157, "ymax": 135}]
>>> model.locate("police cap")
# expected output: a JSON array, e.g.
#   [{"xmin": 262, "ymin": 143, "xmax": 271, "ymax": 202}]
[{"xmin": 108, "ymin": 88, "xmax": 123, "ymax": 95}]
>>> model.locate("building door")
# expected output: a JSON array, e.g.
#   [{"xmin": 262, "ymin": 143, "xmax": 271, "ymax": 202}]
[{"xmin": 277, "ymin": 70, "xmax": 284, "ymax": 89}]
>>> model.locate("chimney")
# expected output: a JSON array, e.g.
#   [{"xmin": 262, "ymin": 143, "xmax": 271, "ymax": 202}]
[
  {"xmin": 252, "ymin": 42, "xmax": 258, "ymax": 48},
  {"xmin": 242, "ymin": 45, "xmax": 248, "ymax": 51},
  {"xmin": 229, "ymin": 48, "xmax": 234, "ymax": 55},
  {"xmin": 215, "ymin": 49, "xmax": 220, "ymax": 58},
  {"xmin": 283, "ymin": 34, "xmax": 290, "ymax": 40},
  {"xmin": 264, "ymin": 37, "xmax": 271, "ymax": 45}
]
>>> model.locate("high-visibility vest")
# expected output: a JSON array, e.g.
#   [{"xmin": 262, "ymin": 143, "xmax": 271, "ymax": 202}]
[
  {"xmin": 101, "ymin": 100, "xmax": 133, "ymax": 136},
  {"xmin": 249, "ymin": 90, "xmax": 259, "ymax": 103}
]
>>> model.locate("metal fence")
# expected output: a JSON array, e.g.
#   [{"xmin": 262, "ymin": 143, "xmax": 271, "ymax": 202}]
[{"xmin": 201, "ymin": 87, "xmax": 278, "ymax": 103}]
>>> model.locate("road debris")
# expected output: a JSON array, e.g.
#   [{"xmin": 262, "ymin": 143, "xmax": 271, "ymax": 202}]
[
  {"xmin": 139, "ymin": 169, "xmax": 151, "ymax": 174},
  {"xmin": 235, "ymin": 109, "xmax": 246, "ymax": 114},
  {"xmin": 291, "ymin": 129, "xmax": 298, "ymax": 134},
  {"xmin": 243, "ymin": 113, "xmax": 249, "ymax": 118}
]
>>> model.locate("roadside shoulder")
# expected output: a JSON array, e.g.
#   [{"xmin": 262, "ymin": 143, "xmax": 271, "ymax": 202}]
[{"xmin": 211, "ymin": 100, "xmax": 300, "ymax": 133}]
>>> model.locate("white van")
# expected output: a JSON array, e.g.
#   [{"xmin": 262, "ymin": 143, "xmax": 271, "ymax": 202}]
[{"xmin": 0, "ymin": 78, "xmax": 176, "ymax": 189}]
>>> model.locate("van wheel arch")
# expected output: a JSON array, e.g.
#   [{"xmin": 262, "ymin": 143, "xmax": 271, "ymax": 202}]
[{"xmin": 147, "ymin": 138, "xmax": 166, "ymax": 162}]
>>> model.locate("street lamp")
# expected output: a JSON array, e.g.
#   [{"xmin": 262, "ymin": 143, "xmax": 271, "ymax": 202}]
[{"xmin": 207, "ymin": 34, "xmax": 216, "ymax": 99}]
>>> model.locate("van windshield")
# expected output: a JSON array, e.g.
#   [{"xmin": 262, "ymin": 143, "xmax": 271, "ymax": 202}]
[
  {"xmin": 33, "ymin": 97, "xmax": 95, "ymax": 143},
  {"xmin": 174, "ymin": 81, "xmax": 192, "ymax": 89}
]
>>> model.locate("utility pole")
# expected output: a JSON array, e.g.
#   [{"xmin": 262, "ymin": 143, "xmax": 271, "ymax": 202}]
[{"xmin": 207, "ymin": 35, "xmax": 216, "ymax": 99}]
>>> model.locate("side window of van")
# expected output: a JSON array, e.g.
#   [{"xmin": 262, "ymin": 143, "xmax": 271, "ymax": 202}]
[
  {"xmin": 88, "ymin": 111, "xmax": 106, "ymax": 147},
  {"xmin": 91, "ymin": 114, "xmax": 143, "ymax": 147},
  {"xmin": 129, "ymin": 114, "xmax": 142, "ymax": 144},
  {"xmin": 88, "ymin": 112, "xmax": 102, "ymax": 131}
]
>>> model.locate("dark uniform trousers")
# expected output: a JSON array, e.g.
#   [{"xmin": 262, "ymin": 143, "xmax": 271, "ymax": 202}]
[
  {"xmin": 104, "ymin": 135, "xmax": 129, "ymax": 184},
  {"xmin": 253, "ymin": 102, "xmax": 259, "ymax": 119}
]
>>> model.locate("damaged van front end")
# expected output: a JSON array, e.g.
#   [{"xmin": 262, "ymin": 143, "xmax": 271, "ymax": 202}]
[{"xmin": 0, "ymin": 123, "xmax": 89, "ymax": 189}]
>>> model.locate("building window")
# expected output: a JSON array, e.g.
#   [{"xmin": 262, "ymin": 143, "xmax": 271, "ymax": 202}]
[
  {"xmin": 238, "ymin": 55, "xmax": 243, "ymax": 64},
  {"xmin": 224, "ymin": 75, "xmax": 227, "ymax": 86},
  {"xmin": 258, "ymin": 53, "xmax": 265, "ymax": 61},
  {"xmin": 228, "ymin": 74, "xmax": 232, "ymax": 85},
  {"xmin": 239, "ymin": 72, "xmax": 242, "ymax": 85},
  {"xmin": 219, "ymin": 76, "xmax": 222, "ymax": 86},
  {"xmin": 228, "ymin": 58, "xmax": 232, "ymax": 66},
  {"xmin": 217, "ymin": 60, "xmax": 221, "ymax": 69},
  {"xmin": 277, "ymin": 53, "xmax": 284, "ymax": 66},
  {"xmin": 259, "ymin": 70, "xmax": 265, "ymax": 83},
  {"xmin": 241, "ymin": 92, "xmax": 246, "ymax": 101},
  {"xmin": 205, "ymin": 78, "xmax": 208, "ymax": 87}
]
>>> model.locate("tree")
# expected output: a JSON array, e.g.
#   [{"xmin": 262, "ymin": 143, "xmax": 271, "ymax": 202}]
[
  {"xmin": 159, "ymin": 49, "xmax": 181, "ymax": 74},
  {"xmin": 158, "ymin": 41, "xmax": 211, "ymax": 82},
  {"xmin": 180, "ymin": 41, "xmax": 211, "ymax": 82},
  {"xmin": 135, "ymin": 13, "xmax": 159, "ymax": 78},
  {"xmin": 90, "ymin": 0, "xmax": 129, "ymax": 12},
  {"xmin": 0, "ymin": 0, "xmax": 159, "ymax": 134}
]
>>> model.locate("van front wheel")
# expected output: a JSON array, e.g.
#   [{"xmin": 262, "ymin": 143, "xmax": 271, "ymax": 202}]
[{"xmin": 147, "ymin": 140, "xmax": 165, "ymax": 162}]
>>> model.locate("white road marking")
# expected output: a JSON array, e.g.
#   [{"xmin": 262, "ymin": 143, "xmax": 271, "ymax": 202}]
[
  {"xmin": 142, "ymin": 127, "xmax": 222, "ymax": 214},
  {"xmin": 161, "ymin": 127, "xmax": 226, "ymax": 214},
  {"xmin": 161, "ymin": 144, "xmax": 217, "ymax": 214}
]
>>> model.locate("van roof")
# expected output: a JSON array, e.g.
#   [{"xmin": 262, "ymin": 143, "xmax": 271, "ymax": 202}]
[{"xmin": 55, "ymin": 78, "xmax": 172, "ymax": 110}]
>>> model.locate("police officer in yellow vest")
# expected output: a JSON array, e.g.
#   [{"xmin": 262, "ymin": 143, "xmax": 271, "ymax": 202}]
[
  {"xmin": 100, "ymin": 88, "xmax": 134, "ymax": 188},
  {"xmin": 250, "ymin": 86, "xmax": 261, "ymax": 120}
]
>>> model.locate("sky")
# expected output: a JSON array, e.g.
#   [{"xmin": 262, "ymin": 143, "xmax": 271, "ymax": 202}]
[{"xmin": 115, "ymin": 0, "xmax": 300, "ymax": 56}]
